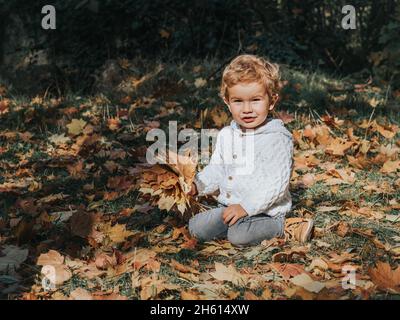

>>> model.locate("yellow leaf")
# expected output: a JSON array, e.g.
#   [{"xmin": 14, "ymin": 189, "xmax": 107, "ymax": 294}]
[
  {"xmin": 359, "ymin": 139, "xmax": 371, "ymax": 154},
  {"xmin": 368, "ymin": 97, "xmax": 380, "ymax": 108},
  {"xmin": 102, "ymin": 223, "xmax": 135, "ymax": 244},
  {"xmin": 390, "ymin": 246, "xmax": 400, "ymax": 256},
  {"xmin": 375, "ymin": 123, "xmax": 397, "ymax": 139},
  {"xmin": 181, "ymin": 290, "xmax": 202, "ymax": 300},
  {"xmin": 177, "ymin": 201, "xmax": 187, "ymax": 215},
  {"xmin": 67, "ymin": 119, "xmax": 87, "ymax": 136},
  {"xmin": 126, "ymin": 248, "xmax": 156, "ymax": 270},
  {"xmin": 0, "ymin": 99, "xmax": 10, "ymax": 114},
  {"xmin": 210, "ymin": 262, "xmax": 247, "ymax": 286},
  {"xmin": 210, "ymin": 107, "xmax": 229, "ymax": 127},
  {"xmin": 37, "ymin": 250, "xmax": 64, "ymax": 266},
  {"xmin": 158, "ymin": 195, "xmax": 175, "ymax": 211},
  {"xmin": 158, "ymin": 150, "xmax": 197, "ymax": 194},
  {"xmin": 194, "ymin": 78, "xmax": 207, "ymax": 88},
  {"xmin": 290, "ymin": 273, "xmax": 325, "ymax": 293},
  {"xmin": 325, "ymin": 138, "xmax": 354, "ymax": 156},
  {"xmin": 261, "ymin": 287, "xmax": 272, "ymax": 299},
  {"xmin": 107, "ymin": 117, "xmax": 121, "ymax": 131},
  {"xmin": 49, "ymin": 133, "xmax": 70, "ymax": 145},
  {"xmin": 380, "ymin": 160, "xmax": 400, "ymax": 173},
  {"xmin": 70, "ymin": 288, "xmax": 93, "ymax": 300}
]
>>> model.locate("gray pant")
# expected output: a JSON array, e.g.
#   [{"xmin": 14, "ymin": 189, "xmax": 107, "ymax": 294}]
[{"xmin": 188, "ymin": 205, "xmax": 285, "ymax": 247}]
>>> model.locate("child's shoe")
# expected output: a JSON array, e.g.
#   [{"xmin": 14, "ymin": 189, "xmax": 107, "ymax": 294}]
[{"xmin": 284, "ymin": 218, "xmax": 314, "ymax": 243}]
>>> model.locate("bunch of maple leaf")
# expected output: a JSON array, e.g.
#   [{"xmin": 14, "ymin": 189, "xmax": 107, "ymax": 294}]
[{"xmin": 138, "ymin": 150, "xmax": 202, "ymax": 216}]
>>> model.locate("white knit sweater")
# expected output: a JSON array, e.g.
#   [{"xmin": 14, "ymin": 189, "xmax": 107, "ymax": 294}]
[{"xmin": 194, "ymin": 118, "xmax": 293, "ymax": 218}]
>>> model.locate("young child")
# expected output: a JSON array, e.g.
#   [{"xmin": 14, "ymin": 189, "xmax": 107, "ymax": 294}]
[{"xmin": 187, "ymin": 54, "xmax": 313, "ymax": 247}]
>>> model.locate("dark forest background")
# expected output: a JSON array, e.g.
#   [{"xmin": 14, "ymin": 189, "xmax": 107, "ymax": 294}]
[{"xmin": 0, "ymin": 0, "xmax": 399, "ymax": 94}]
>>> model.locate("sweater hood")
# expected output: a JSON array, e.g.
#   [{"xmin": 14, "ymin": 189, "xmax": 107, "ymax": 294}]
[{"xmin": 230, "ymin": 118, "xmax": 292, "ymax": 139}]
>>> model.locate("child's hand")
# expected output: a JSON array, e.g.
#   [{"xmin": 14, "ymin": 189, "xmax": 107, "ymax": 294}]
[
  {"xmin": 187, "ymin": 182, "xmax": 198, "ymax": 196},
  {"xmin": 222, "ymin": 204, "xmax": 248, "ymax": 226}
]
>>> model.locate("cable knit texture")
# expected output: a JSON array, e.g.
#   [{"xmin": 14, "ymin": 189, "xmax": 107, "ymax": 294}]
[{"xmin": 195, "ymin": 118, "xmax": 293, "ymax": 218}]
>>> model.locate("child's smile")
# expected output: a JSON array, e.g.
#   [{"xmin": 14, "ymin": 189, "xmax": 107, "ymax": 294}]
[{"xmin": 224, "ymin": 82, "xmax": 277, "ymax": 131}]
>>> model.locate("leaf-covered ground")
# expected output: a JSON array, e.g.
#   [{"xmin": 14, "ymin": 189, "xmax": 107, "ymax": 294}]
[{"xmin": 0, "ymin": 59, "xmax": 399, "ymax": 300}]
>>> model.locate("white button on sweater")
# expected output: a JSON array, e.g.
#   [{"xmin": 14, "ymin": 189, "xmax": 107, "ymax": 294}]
[{"xmin": 194, "ymin": 118, "xmax": 293, "ymax": 218}]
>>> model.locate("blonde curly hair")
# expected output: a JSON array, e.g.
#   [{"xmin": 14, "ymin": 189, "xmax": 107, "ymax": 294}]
[{"xmin": 220, "ymin": 54, "xmax": 283, "ymax": 102}]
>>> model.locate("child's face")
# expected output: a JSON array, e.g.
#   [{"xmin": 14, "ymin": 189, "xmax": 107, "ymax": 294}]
[{"xmin": 223, "ymin": 81, "xmax": 277, "ymax": 131}]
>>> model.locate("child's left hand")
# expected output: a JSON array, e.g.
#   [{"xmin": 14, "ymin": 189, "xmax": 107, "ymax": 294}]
[{"xmin": 222, "ymin": 204, "xmax": 248, "ymax": 226}]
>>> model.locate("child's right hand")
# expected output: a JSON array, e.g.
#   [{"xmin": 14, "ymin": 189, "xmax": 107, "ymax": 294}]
[{"xmin": 188, "ymin": 182, "xmax": 198, "ymax": 196}]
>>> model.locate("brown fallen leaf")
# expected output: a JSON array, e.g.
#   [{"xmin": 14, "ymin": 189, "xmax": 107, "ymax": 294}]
[
  {"xmin": 145, "ymin": 258, "xmax": 161, "ymax": 273},
  {"xmin": 140, "ymin": 275, "xmax": 180, "ymax": 300},
  {"xmin": 352, "ymin": 228, "xmax": 391, "ymax": 251},
  {"xmin": 210, "ymin": 262, "xmax": 248, "ymax": 286},
  {"xmin": 325, "ymin": 138, "xmax": 354, "ymax": 156},
  {"xmin": 270, "ymin": 263, "xmax": 305, "ymax": 280},
  {"xmin": 369, "ymin": 261, "xmax": 400, "ymax": 294},
  {"xmin": 94, "ymin": 252, "xmax": 118, "ymax": 270},
  {"xmin": 178, "ymin": 271, "xmax": 199, "ymax": 282},
  {"xmin": 290, "ymin": 273, "xmax": 325, "ymax": 293},
  {"xmin": 306, "ymin": 258, "xmax": 329, "ymax": 272},
  {"xmin": 261, "ymin": 287, "xmax": 272, "ymax": 299},
  {"xmin": 51, "ymin": 292, "xmax": 69, "ymax": 300},
  {"xmin": 272, "ymin": 246, "xmax": 309, "ymax": 263},
  {"xmin": 181, "ymin": 290, "xmax": 203, "ymax": 300},
  {"xmin": 126, "ymin": 248, "xmax": 157, "ymax": 271},
  {"xmin": 106, "ymin": 175, "xmax": 136, "ymax": 192},
  {"xmin": 328, "ymin": 251, "xmax": 356, "ymax": 264},
  {"xmin": 375, "ymin": 122, "xmax": 398, "ymax": 139},
  {"xmin": 0, "ymin": 99, "xmax": 10, "ymax": 114},
  {"xmin": 119, "ymin": 208, "xmax": 135, "ymax": 217},
  {"xmin": 37, "ymin": 250, "xmax": 64, "ymax": 266},
  {"xmin": 275, "ymin": 110, "xmax": 295, "ymax": 124},
  {"xmin": 171, "ymin": 226, "xmax": 191, "ymax": 241},
  {"xmin": 107, "ymin": 117, "xmax": 121, "ymax": 131},
  {"xmin": 171, "ymin": 259, "xmax": 200, "ymax": 274},
  {"xmin": 335, "ymin": 221, "xmax": 351, "ymax": 237},
  {"xmin": 139, "ymin": 150, "xmax": 199, "ymax": 215},
  {"xmin": 244, "ymin": 291, "xmax": 260, "ymax": 300},
  {"xmin": 49, "ymin": 133, "xmax": 70, "ymax": 145},
  {"xmin": 291, "ymin": 287, "xmax": 315, "ymax": 300},
  {"xmin": 181, "ymin": 238, "xmax": 198, "ymax": 250},
  {"xmin": 77, "ymin": 263, "xmax": 107, "ymax": 280},
  {"xmin": 70, "ymin": 210, "xmax": 97, "ymax": 239},
  {"xmin": 301, "ymin": 173, "xmax": 316, "ymax": 187},
  {"xmin": 380, "ymin": 160, "xmax": 400, "ymax": 174},
  {"xmin": 210, "ymin": 106, "xmax": 230, "ymax": 127},
  {"xmin": 92, "ymin": 291, "xmax": 128, "ymax": 300},
  {"xmin": 70, "ymin": 288, "xmax": 93, "ymax": 300},
  {"xmin": 98, "ymin": 222, "xmax": 135, "ymax": 245},
  {"xmin": 41, "ymin": 264, "xmax": 72, "ymax": 286},
  {"xmin": 346, "ymin": 155, "xmax": 371, "ymax": 170}
]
